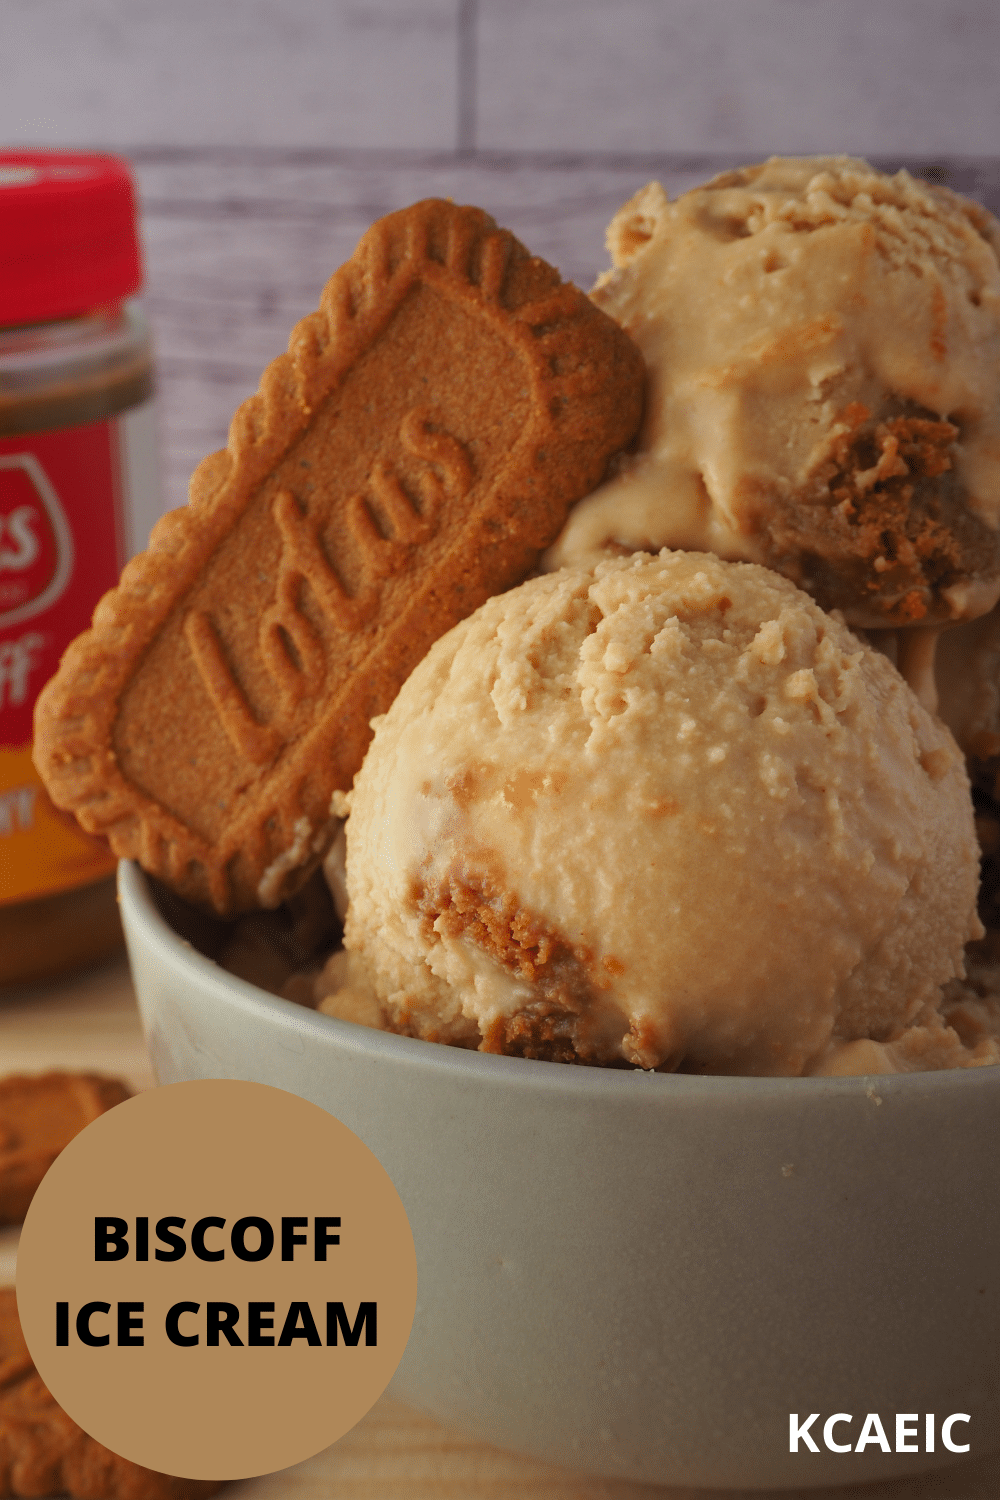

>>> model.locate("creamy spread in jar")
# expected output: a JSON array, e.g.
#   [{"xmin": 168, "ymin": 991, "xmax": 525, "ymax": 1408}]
[{"xmin": 0, "ymin": 151, "xmax": 160, "ymax": 986}]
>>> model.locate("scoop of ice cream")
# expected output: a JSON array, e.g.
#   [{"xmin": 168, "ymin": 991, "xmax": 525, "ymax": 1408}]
[
  {"xmin": 549, "ymin": 157, "xmax": 1000, "ymax": 630},
  {"xmin": 336, "ymin": 549, "xmax": 982, "ymax": 1075}
]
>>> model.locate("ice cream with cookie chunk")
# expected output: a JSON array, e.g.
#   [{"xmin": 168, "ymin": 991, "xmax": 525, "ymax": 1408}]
[
  {"xmin": 547, "ymin": 157, "xmax": 1000, "ymax": 636},
  {"xmin": 316, "ymin": 550, "xmax": 997, "ymax": 1076}
]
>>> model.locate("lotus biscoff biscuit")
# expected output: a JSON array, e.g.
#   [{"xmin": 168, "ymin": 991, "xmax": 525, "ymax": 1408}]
[
  {"xmin": 0, "ymin": 1290, "xmax": 222, "ymax": 1500},
  {"xmin": 34, "ymin": 199, "xmax": 644, "ymax": 916},
  {"xmin": 0, "ymin": 1074, "xmax": 131, "ymax": 1226}
]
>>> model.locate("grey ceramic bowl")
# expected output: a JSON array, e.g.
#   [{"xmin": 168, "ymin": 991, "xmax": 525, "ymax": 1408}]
[{"xmin": 119, "ymin": 860, "xmax": 1000, "ymax": 1491}]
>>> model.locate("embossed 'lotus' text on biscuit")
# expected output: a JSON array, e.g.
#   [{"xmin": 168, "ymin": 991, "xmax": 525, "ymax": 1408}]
[
  {"xmin": 111, "ymin": 289, "xmax": 523, "ymax": 847},
  {"xmin": 186, "ymin": 408, "xmax": 472, "ymax": 761}
]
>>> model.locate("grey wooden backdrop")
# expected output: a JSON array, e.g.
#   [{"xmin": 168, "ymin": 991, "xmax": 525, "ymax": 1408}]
[{"xmin": 5, "ymin": 0, "xmax": 1000, "ymax": 517}]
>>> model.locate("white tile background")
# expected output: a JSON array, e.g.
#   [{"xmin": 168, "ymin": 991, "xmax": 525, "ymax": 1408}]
[
  {"xmin": 5, "ymin": 1, "xmax": 458, "ymax": 151},
  {"xmin": 476, "ymin": 0, "xmax": 1000, "ymax": 156},
  {"xmin": 6, "ymin": 0, "xmax": 1000, "ymax": 156},
  {"xmin": 4, "ymin": 0, "xmax": 1000, "ymax": 517}
]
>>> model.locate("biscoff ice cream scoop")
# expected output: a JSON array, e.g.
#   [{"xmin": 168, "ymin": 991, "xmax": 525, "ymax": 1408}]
[
  {"xmin": 549, "ymin": 157, "xmax": 1000, "ymax": 631},
  {"xmin": 330, "ymin": 549, "xmax": 984, "ymax": 1075}
]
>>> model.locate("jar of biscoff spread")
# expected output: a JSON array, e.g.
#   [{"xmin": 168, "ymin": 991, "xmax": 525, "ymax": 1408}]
[{"xmin": 0, "ymin": 151, "xmax": 160, "ymax": 986}]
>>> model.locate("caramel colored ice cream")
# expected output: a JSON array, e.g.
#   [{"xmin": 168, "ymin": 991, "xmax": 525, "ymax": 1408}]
[
  {"xmin": 326, "ymin": 550, "xmax": 992, "ymax": 1076},
  {"xmin": 548, "ymin": 157, "xmax": 1000, "ymax": 630}
]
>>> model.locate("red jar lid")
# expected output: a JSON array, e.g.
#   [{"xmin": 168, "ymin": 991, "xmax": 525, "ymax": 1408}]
[{"xmin": 0, "ymin": 150, "xmax": 143, "ymax": 326}]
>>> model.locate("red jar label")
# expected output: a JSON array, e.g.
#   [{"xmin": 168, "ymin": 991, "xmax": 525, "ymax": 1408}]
[{"xmin": 0, "ymin": 411, "xmax": 153, "ymax": 904}]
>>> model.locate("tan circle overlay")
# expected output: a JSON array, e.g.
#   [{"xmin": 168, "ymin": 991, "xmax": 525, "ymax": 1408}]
[{"xmin": 17, "ymin": 1080, "xmax": 417, "ymax": 1481}]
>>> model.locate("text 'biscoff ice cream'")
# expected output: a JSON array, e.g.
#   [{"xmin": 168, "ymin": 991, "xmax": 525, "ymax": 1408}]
[
  {"xmin": 332, "ymin": 550, "xmax": 985, "ymax": 1076},
  {"xmin": 549, "ymin": 157, "xmax": 1000, "ymax": 630}
]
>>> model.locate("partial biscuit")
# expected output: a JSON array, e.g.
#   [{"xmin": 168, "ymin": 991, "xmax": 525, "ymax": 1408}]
[
  {"xmin": 34, "ymin": 199, "xmax": 645, "ymax": 915},
  {"xmin": 0, "ymin": 1073, "xmax": 130, "ymax": 1225},
  {"xmin": 0, "ymin": 1290, "xmax": 222, "ymax": 1500}
]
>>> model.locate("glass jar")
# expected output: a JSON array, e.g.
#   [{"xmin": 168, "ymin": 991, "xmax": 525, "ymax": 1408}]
[{"xmin": 0, "ymin": 152, "xmax": 160, "ymax": 986}]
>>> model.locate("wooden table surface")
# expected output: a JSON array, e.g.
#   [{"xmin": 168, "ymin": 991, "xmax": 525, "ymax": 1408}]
[{"xmin": 2, "ymin": 951, "xmax": 997, "ymax": 1500}]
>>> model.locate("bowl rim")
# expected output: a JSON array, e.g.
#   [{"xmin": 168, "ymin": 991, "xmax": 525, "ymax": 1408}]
[{"xmin": 119, "ymin": 859, "xmax": 1000, "ymax": 1104}]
